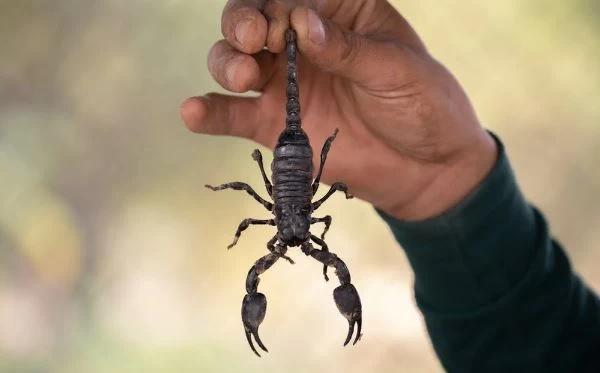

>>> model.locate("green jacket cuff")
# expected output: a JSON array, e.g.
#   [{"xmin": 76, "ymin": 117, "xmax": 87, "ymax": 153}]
[{"xmin": 376, "ymin": 133, "xmax": 538, "ymax": 311}]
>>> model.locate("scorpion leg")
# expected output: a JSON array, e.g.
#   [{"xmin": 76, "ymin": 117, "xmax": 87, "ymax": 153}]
[
  {"xmin": 205, "ymin": 182, "xmax": 273, "ymax": 211},
  {"xmin": 301, "ymin": 235, "xmax": 362, "ymax": 346},
  {"xmin": 311, "ymin": 216, "xmax": 332, "ymax": 240},
  {"xmin": 310, "ymin": 216, "xmax": 333, "ymax": 281},
  {"xmin": 252, "ymin": 149, "xmax": 273, "ymax": 196},
  {"xmin": 267, "ymin": 235, "xmax": 294, "ymax": 264},
  {"xmin": 243, "ymin": 247, "xmax": 287, "ymax": 357},
  {"xmin": 227, "ymin": 219, "xmax": 275, "ymax": 249},
  {"xmin": 312, "ymin": 129, "xmax": 339, "ymax": 194},
  {"xmin": 312, "ymin": 182, "xmax": 353, "ymax": 210}
]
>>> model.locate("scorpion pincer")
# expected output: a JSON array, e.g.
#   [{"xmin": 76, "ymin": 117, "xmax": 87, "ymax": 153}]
[{"xmin": 205, "ymin": 29, "xmax": 362, "ymax": 357}]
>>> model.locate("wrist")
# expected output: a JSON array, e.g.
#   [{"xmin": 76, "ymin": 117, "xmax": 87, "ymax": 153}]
[{"xmin": 383, "ymin": 130, "xmax": 498, "ymax": 221}]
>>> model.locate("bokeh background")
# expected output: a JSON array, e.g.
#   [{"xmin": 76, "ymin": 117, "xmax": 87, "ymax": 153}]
[{"xmin": 1, "ymin": 0, "xmax": 599, "ymax": 372}]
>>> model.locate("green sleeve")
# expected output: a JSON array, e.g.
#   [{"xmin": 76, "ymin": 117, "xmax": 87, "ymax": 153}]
[{"xmin": 377, "ymin": 134, "xmax": 600, "ymax": 372}]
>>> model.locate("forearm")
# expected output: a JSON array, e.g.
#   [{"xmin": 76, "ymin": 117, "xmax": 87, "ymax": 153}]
[{"xmin": 378, "ymin": 133, "xmax": 600, "ymax": 372}]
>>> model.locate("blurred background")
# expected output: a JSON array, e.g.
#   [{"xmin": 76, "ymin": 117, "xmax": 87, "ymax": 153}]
[{"xmin": 1, "ymin": 0, "xmax": 599, "ymax": 372}]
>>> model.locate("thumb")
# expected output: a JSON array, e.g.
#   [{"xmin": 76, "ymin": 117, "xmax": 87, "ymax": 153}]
[{"xmin": 290, "ymin": 7, "xmax": 414, "ymax": 87}]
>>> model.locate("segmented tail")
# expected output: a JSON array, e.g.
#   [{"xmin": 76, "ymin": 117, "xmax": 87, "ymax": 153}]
[{"xmin": 285, "ymin": 29, "xmax": 301, "ymax": 130}]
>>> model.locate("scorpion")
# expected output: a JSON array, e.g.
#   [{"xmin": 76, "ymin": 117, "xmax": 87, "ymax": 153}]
[{"xmin": 205, "ymin": 29, "xmax": 362, "ymax": 357}]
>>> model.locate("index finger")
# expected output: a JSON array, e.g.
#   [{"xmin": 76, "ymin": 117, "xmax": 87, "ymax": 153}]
[{"xmin": 222, "ymin": 0, "xmax": 268, "ymax": 54}]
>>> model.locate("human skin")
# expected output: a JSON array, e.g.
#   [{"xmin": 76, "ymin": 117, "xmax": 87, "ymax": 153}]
[{"xmin": 180, "ymin": 0, "xmax": 498, "ymax": 221}]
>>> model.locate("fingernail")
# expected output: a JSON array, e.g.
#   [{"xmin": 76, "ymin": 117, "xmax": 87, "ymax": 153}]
[
  {"xmin": 226, "ymin": 61, "xmax": 238, "ymax": 84},
  {"xmin": 307, "ymin": 9, "xmax": 326, "ymax": 45},
  {"xmin": 235, "ymin": 18, "xmax": 253, "ymax": 44}
]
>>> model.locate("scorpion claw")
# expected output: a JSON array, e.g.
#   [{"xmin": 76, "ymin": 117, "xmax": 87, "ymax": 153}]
[
  {"xmin": 242, "ymin": 293, "xmax": 269, "ymax": 357},
  {"xmin": 343, "ymin": 319, "xmax": 355, "ymax": 346},
  {"xmin": 253, "ymin": 329, "xmax": 269, "ymax": 353},
  {"xmin": 354, "ymin": 317, "xmax": 362, "ymax": 345},
  {"xmin": 333, "ymin": 284, "xmax": 362, "ymax": 347},
  {"xmin": 244, "ymin": 329, "xmax": 261, "ymax": 357}
]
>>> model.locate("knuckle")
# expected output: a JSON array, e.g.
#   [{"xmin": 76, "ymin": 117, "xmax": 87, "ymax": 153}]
[
  {"xmin": 222, "ymin": 2, "xmax": 268, "ymax": 52},
  {"xmin": 340, "ymin": 31, "xmax": 362, "ymax": 66},
  {"xmin": 208, "ymin": 47, "xmax": 254, "ymax": 92},
  {"xmin": 208, "ymin": 41, "xmax": 242, "ymax": 82},
  {"xmin": 263, "ymin": 0, "xmax": 291, "ymax": 18},
  {"xmin": 224, "ymin": 57, "xmax": 245, "ymax": 91},
  {"xmin": 223, "ymin": 0, "xmax": 264, "ymax": 21},
  {"xmin": 263, "ymin": 1, "xmax": 291, "ymax": 52},
  {"xmin": 207, "ymin": 42, "xmax": 226, "ymax": 79}
]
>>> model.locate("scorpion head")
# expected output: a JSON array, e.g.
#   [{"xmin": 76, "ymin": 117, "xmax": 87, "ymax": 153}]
[{"xmin": 274, "ymin": 203, "xmax": 312, "ymax": 247}]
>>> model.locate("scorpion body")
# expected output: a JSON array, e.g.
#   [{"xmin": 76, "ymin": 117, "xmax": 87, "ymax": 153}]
[{"xmin": 206, "ymin": 30, "xmax": 362, "ymax": 357}]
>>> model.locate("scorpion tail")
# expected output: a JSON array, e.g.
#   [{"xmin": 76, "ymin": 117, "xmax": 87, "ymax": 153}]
[{"xmin": 285, "ymin": 29, "xmax": 301, "ymax": 130}]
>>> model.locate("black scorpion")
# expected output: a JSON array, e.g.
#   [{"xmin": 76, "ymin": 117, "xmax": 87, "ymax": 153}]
[{"xmin": 205, "ymin": 29, "xmax": 362, "ymax": 357}]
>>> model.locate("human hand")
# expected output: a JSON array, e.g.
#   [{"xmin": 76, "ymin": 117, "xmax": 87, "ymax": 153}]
[{"xmin": 181, "ymin": 0, "xmax": 497, "ymax": 220}]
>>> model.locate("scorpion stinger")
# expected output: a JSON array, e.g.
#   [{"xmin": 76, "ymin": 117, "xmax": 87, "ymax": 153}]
[{"xmin": 205, "ymin": 28, "xmax": 361, "ymax": 356}]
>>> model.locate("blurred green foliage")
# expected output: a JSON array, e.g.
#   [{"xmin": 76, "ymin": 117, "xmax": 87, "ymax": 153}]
[{"xmin": 1, "ymin": 1, "xmax": 599, "ymax": 372}]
